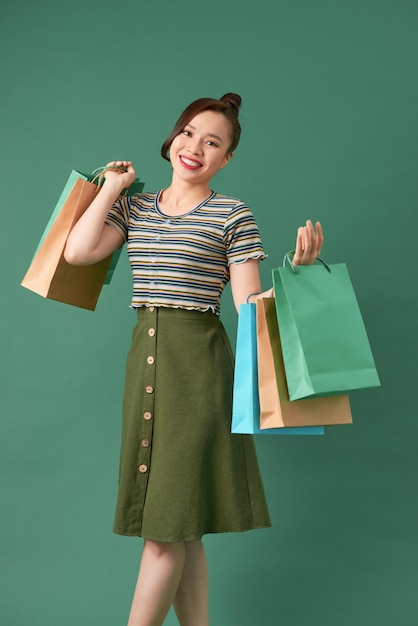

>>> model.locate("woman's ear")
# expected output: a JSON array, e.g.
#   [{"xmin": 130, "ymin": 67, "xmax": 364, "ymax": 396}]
[{"xmin": 220, "ymin": 151, "xmax": 234, "ymax": 169}]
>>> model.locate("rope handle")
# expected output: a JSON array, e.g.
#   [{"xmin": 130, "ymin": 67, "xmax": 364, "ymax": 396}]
[
  {"xmin": 283, "ymin": 250, "xmax": 331, "ymax": 274},
  {"xmin": 90, "ymin": 165, "xmax": 131, "ymax": 198},
  {"xmin": 246, "ymin": 291, "xmax": 262, "ymax": 304}
]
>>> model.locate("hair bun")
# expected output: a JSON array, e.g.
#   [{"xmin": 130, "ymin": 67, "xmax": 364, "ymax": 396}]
[{"xmin": 220, "ymin": 92, "xmax": 242, "ymax": 113}]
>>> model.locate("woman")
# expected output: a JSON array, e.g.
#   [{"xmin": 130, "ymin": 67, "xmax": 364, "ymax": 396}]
[{"xmin": 65, "ymin": 93, "xmax": 323, "ymax": 626}]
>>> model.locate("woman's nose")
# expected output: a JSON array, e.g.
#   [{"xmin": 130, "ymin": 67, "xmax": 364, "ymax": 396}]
[{"xmin": 188, "ymin": 138, "xmax": 203, "ymax": 154}]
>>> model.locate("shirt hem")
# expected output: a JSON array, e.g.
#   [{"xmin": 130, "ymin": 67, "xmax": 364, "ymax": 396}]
[
  {"xmin": 228, "ymin": 252, "xmax": 268, "ymax": 266},
  {"xmin": 130, "ymin": 303, "xmax": 220, "ymax": 316}
]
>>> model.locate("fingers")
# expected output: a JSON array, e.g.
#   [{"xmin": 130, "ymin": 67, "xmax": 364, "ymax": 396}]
[
  {"xmin": 105, "ymin": 160, "xmax": 133, "ymax": 171},
  {"xmin": 104, "ymin": 161, "xmax": 136, "ymax": 178},
  {"xmin": 293, "ymin": 228, "xmax": 304, "ymax": 265},
  {"xmin": 100, "ymin": 161, "xmax": 137, "ymax": 192},
  {"xmin": 315, "ymin": 221, "xmax": 324, "ymax": 256},
  {"xmin": 293, "ymin": 220, "xmax": 324, "ymax": 265}
]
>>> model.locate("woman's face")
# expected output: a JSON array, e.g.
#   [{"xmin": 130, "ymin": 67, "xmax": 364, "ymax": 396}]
[{"xmin": 169, "ymin": 110, "xmax": 233, "ymax": 186}]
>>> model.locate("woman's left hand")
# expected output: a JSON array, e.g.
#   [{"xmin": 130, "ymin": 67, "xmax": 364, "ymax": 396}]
[{"xmin": 292, "ymin": 220, "xmax": 324, "ymax": 265}]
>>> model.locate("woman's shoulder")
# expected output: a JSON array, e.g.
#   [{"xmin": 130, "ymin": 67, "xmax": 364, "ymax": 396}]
[
  {"xmin": 129, "ymin": 190, "xmax": 158, "ymax": 204},
  {"xmin": 210, "ymin": 191, "xmax": 246, "ymax": 206},
  {"xmin": 123, "ymin": 190, "xmax": 159, "ymax": 213},
  {"xmin": 207, "ymin": 192, "xmax": 252, "ymax": 217},
  {"xmin": 210, "ymin": 192, "xmax": 258, "ymax": 221}
]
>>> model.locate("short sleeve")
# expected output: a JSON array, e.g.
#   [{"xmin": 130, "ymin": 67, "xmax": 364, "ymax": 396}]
[
  {"xmin": 223, "ymin": 203, "xmax": 267, "ymax": 265},
  {"xmin": 105, "ymin": 195, "xmax": 132, "ymax": 241}
]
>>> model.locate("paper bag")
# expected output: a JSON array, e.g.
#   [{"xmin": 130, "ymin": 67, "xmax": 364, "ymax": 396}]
[
  {"xmin": 257, "ymin": 298, "xmax": 352, "ymax": 429},
  {"xmin": 231, "ymin": 302, "xmax": 324, "ymax": 435},
  {"xmin": 272, "ymin": 255, "xmax": 381, "ymax": 400},
  {"xmin": 21, "ymin": 169, "xmax": 144, "ymax": 310}
]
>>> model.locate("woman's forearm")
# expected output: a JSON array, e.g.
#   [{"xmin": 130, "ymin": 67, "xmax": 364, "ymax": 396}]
[
  {"xmin": 248, "ymin": 287, "xmax": 274, "ymax": 302},
  {"xmin": 64, "ymin": 180, "xmax": 124, "ymax": 265}
]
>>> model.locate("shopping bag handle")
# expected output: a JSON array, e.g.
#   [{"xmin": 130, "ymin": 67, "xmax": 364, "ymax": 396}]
[
  {"xmin": 283, "ymin": 250, "xmax": 331, "ymax": 274},
  {"xmin": 90, "ymin": 165, "xmax": 131, "ymax": 197}
]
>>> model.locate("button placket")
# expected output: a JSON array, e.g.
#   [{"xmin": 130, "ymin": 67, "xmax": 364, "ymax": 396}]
[
  {"xmin": 136, "ymin": 308, "xmax": 157, "ymax": 493},
  {"xmin": 149, "ymin": 243, "xmax": 158, "ymax": 297},
  {"xmin": 149, "ymin": 230, "xmax": 162, "ymax": 300}
]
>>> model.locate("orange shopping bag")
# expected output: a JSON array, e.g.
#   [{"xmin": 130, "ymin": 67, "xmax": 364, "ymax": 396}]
[
  {"xmin": 21, "ymin": 168, "xmax": 144, "ymax": 310},
  {"xmin": 257, "ymin": 298, "xmax": 353, "ymax": 428}
]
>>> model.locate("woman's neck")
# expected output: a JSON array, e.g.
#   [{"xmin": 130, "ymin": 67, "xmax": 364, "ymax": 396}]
[{"xmin": 158, "ymin": 179, "xmax": 212, "ymax": 216}]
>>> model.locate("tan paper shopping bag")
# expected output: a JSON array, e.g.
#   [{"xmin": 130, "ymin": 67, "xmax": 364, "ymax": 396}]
[
  {"xmin": 21, "ymin": 169, "xmax": 144, "ymax": 310},
  {"xmin": 257, "ymin": 298, "xmax": 353, "ymax": 428}
]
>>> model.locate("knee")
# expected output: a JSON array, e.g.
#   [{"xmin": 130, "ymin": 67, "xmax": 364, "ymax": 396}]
[{"xmin": 143, "ymin": 539, "xmax": 185, "ymax": 560}]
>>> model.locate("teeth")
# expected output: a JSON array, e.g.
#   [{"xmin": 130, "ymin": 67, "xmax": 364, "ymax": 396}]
[{"xmin": 182, "ymin": 157, "xmax": 200, "ymax": 167}]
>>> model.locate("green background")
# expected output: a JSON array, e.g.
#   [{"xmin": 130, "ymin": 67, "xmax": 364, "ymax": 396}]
[{"xmin": 1, "ymin": 0, "xmax": 417, "ymax": 624}]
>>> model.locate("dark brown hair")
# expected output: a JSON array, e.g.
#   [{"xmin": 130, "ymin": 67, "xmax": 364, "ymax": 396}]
[{"xmin": 161, "ymin": 93, "xmax": 242, "ymax": 162}]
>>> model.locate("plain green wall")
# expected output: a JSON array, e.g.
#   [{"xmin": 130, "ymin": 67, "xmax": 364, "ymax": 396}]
[{"xmin": 1, "ymin": 0, "xmax": 417, "ymax": 624}]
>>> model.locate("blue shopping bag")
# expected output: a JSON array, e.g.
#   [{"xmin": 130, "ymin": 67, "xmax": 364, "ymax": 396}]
[{"xmin": 231, "ymin": 302, "xmax": 324, "ymax": 435}]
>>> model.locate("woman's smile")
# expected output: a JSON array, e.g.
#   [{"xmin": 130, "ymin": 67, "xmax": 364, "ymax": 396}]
[
  {"xmin": 169, "ymin": 110, "xmax": 233, "ymax": 185},
  {"xmin": 179, "ymin": 155, "xmax": 203, "ymax": 170}
]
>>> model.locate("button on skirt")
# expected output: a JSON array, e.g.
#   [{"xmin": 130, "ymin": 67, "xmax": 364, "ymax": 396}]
[{"xmin": 113, "ymin": 306, "xmax": 271, "ymax": 541}]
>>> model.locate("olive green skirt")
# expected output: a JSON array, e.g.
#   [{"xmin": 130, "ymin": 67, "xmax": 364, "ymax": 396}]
[{"xmin": 113, "ymin": 306, "xmax": 271, "ymax": 541}]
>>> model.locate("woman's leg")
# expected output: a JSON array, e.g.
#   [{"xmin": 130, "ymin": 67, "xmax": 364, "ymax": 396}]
[
  {"xmin": 173, "ymin": 540, "xmax": 209, "ymax": 626},
  {"xmin": 127, "ymin": 539, "xmax": 186, "ymax": 626}
]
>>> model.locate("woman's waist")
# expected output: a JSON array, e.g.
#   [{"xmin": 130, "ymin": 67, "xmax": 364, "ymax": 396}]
[{"xmin": 134, "ymin": 303, "xmax": 220, "ymax": 321}]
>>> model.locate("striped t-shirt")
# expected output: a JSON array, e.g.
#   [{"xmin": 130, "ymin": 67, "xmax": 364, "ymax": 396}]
[{"xmin": 106, "ymin": 190, "xmax": 266, "ymax": 315}]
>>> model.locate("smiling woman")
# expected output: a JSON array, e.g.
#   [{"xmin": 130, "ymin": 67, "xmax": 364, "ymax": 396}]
[
  {"xmin": 161, "ymin": 110, "xmax": 234, "ymax": 208},
  {"xmin": 63, "ymin": 92, "xmax": 323, "ymax": 626},
  {"xmin": 161, "ymin": 93, "xmax": 242, "ymax": 160}
]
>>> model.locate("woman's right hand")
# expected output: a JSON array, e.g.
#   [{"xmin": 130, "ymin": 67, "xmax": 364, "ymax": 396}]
[
  {"xmin": 64, "ymin": 161, "xmax": 134, "ymax": 266},
  {"xmin": 102, "ymin": 161, "xmax": 137, "ymax": 191}
]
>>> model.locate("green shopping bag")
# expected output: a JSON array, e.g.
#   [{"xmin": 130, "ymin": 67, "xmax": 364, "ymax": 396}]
[
  {"xmin": 21, "ymin": 167, "xmax": 144, "ymax": 310},
  {"xmin": 272, "ymin": 253, "xmax": 381, "ymax": 401}
]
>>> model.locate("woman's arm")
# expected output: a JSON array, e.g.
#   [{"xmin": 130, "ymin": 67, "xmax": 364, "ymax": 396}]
[
  {"xmin": 229, "ymin": 220, "xmax": 324, "ymax": 313},
  {"xmin": 64, "ymin": 161, "xmax": 136, "ymax": 266},
  {"xmin": 229, "ymin": 259, "xmax": 269, "ymax": 312}
]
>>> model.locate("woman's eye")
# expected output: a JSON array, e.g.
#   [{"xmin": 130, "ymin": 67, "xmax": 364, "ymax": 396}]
[
  {"xmin": 206, "ymin": 141, "xmax": 219, "ymax": 147},
  {"xmin": 183, "ymin": 130, "xmax": 192, "ymax": 136}
]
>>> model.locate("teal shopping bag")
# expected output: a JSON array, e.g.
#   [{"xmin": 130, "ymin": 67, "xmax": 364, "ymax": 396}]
[
  {"xmin": 272, "ymin": 254, "xmax": 381, "ymax": 401},
  {"xmin": 231, "ymin": 302, "xmax": 324, "ymax": 435},
  {"xmin": 21, "ymin": 167, "xmax": 144, "ymax": 310}
]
